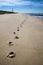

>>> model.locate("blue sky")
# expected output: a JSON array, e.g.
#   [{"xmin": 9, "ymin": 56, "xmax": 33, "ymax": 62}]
[{"xmin": 0, "ymin": 0, "xmax": 43, "ymax": 13}]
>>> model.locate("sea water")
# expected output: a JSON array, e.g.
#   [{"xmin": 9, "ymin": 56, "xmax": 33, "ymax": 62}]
[{"xmin": 25, "ymin": 13, "xmax": 43, "ymax": 20}]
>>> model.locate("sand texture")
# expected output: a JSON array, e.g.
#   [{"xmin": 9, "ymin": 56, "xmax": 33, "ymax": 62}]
[{"xmin": 0, "ymin": 14, "xmax": 43, "ymax": 65}]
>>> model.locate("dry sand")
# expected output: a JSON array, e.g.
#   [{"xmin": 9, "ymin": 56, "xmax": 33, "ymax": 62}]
[{"xmin": 0, "ymin": 14, "xmax": 43, "ymax": 65}]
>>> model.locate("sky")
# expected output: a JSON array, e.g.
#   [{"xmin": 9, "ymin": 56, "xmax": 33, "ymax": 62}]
[{"xmin": 0, "ymin": 0, "xmax": 43, "ymax": 13}]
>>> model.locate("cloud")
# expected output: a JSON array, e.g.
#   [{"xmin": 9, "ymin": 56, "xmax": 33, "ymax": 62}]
[{"xmin": 0, "ymin": 0, "xmax": 43, "ymax": 6}]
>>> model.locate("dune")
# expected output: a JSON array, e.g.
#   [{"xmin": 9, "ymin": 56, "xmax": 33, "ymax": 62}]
[{"xmin": 0, "ymin": 14, "xmax": 43, "ymax": 65}]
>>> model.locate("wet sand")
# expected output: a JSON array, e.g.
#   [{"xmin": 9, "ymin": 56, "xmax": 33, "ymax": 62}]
[{"xmin": 0, "ymin": 14, "xmax": 43, "ymax": 65}]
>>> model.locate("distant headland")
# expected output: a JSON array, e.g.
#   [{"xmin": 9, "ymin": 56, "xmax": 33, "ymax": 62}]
[{"xmin": 0, "ymin": 10, "xmax": 18, "ymax": 14}]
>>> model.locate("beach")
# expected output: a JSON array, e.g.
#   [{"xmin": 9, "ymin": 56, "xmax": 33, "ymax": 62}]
[{"xmin": 0, "ymin": 14, "xmax": 43, "ymax": 65}]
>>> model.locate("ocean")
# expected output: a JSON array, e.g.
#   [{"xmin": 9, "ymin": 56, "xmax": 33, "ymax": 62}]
[{"xmin": 25, "ymin": 13, "xmax": 43, "ymax": 20}]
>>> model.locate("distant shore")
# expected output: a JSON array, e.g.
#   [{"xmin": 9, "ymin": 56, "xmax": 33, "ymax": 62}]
[{"xmin": 0, "ymin": 10, "xmax": 18, "ymax": 14}]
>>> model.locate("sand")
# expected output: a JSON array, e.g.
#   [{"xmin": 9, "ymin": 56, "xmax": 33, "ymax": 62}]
[{"xmin": 0, "ymin": 14, "xmax": 43, "ymax": 65}]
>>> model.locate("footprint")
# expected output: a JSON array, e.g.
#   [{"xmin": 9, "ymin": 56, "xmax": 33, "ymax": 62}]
[
  {"xmin": 9, "ymin": 42, "xmax": 14, "ymax": 46},
  {"xmin": 17, "ymin": 27, "xmax": 20, "ymax": 31},
  {"xmin": 13, "ymin": 32, "xmax": 16, "ymax": 34},
  {"xmin": 22, "ymin": 22, "xmax": 24, "ymax": 24},
  {"xmin": 7, "ymin": 52, "xmax": 16, "ymax": 58},
  {"xmin": 17, "ymin": 29, "xmax": 19, "ymax": 31},
  {"xmin": 17, "ymin": 27, "xmax": 19, "ymax": 29},
  {"xmin": 15, "ymin": 36, "xmax": 19, "ymax": 39},
  {"xmin": 20, "ymin": 24, "xmax": 22, "ymax": 27},
  {"xmin": 17, "ymin": 27, "xmax": 19, "ymax": 28}
]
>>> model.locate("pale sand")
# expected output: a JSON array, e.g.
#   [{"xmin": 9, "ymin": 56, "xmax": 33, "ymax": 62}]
[{"xmin": 0, "ymin": 14, "xmax": 43, "ymax": 65}]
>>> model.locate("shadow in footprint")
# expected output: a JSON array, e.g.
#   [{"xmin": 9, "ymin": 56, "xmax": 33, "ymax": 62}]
[
  {"xmin": 15, "ymin": 36, "xmax": 19, "ymax": 39},
  {"xmin": 9, "ymin": 42, "xmax": 14, "ymax": 46},
  {"xmin": 17, "ymin": 29, "xmax": 19, "ymax": 31},
  {"xmin": 7, "ymin": 52, "xmax": 16, "ymax": 58},
  {"xmin": 13, "ymin": 32, "xmax": 16, "ymax": 34}
]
